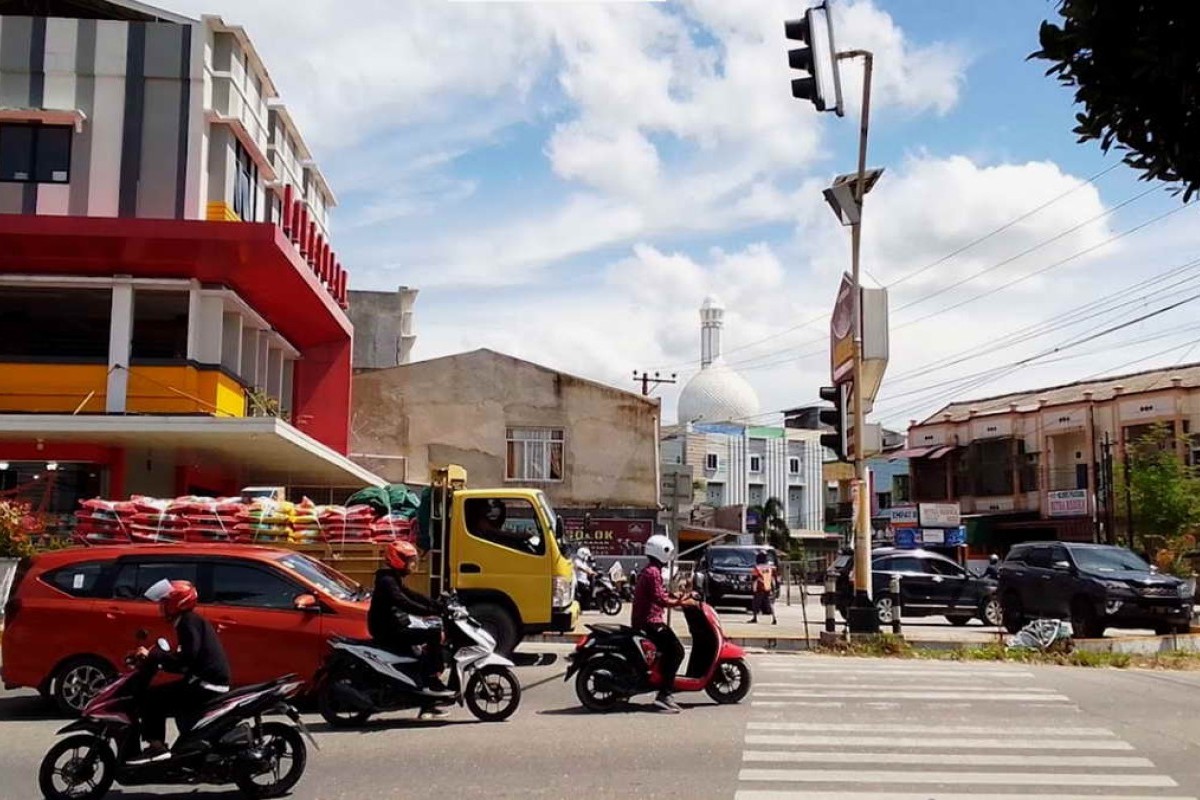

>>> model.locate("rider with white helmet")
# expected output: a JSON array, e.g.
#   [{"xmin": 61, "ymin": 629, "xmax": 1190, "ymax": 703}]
[{"xmin": 632, "ymin": 534, "xmax": 693, "ymax": 713}]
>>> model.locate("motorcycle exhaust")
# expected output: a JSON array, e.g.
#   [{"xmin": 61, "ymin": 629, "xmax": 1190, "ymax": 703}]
[{"xmin": 331, "ymin": 682, "xmax": 374, "ymax": 712}]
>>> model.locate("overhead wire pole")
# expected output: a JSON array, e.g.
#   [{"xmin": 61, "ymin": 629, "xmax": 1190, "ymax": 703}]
[
  {"xmin": 840, "ymin": 47, "xmax": 878, "ymax": 633},
  {"xmin": 632, "ymin": 370, "xmax": 677, "ymax": 397}
]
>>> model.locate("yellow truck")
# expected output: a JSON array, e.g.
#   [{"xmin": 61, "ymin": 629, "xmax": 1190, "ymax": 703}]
[{"xmin": 410, "ymin": 465, "xmax": 578, "ymax": 653}]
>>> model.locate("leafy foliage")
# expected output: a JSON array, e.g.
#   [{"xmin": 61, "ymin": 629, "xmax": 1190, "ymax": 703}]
[
  {"xmin": 0, "ymin": 500, "xmax": 37, "ymax": 559},
  {"xmin": 1031, "ymin": 0, "xmax": 1200, "ymax": 201},
  {"xmin": 1119, "ymin": 424, "xmax": 1200, "ymax": 575}
]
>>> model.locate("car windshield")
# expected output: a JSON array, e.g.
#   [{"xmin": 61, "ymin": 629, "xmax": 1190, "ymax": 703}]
[
  {"xmin": 710, "ymin": 549, "xmax": 761, "ymax": 569},
  {"xmin": 1071, "ymin": 547, "xmax": 1152, "ymax": 574},
  {"xmin": 277, "ymin": 553, "xmax": 362, "ymax": 600}
]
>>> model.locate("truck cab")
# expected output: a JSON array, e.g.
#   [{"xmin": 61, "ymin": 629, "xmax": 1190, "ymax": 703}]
[{"xmin": 420, "ymin": 466, "xmax": 578, "ymax": 652}]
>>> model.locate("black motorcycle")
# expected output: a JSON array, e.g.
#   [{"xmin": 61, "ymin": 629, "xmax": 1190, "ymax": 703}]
[
  {"xmin": 577, "ymin": 574, "xmax": 623, "ymax": 616},
  {"xmin": 38, "ymin": 634, "xmax": 314, "ymax": 800}
]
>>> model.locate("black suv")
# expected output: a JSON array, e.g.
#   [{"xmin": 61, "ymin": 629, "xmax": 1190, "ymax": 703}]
[
  {"xmin": 695, "ymin": 546, "xmax": 780, "ymax": 609},
  {"xmin": 830, "ymin": 548, "xmax": 1001, "ymax": 627},
  {"xmin": 998, "ymin": 542, "xmax": 1195, "ymax": 638}
]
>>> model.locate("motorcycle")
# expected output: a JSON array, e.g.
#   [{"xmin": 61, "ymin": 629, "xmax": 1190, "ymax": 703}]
[
  {"xmin": 38, "ymin": 634, "xmax": 313, "ymax": 800},
  {"xmin": 565, "ymin": 597, "xmax": 752, "ymax": 712},
  {"xmin": 316, "ymin": 593, "xmax": 521, "ymax": 726},
  {"xmin": 577, "ymin": 573, "xmax": 623, "ymax": 616}
]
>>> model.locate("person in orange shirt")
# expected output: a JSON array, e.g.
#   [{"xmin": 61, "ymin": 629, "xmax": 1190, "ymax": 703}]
[{"xmin": 750, "ymin": 551, "xmax": 777, "ymax": 625}]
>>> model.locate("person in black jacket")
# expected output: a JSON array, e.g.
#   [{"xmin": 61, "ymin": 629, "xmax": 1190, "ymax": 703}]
[
  {"xmin": 369, "ymin": 540, "xmax": 452, "ymax": 718},
  {"xmin": 131, "ymin": 579, "xmax": 232, "ymax": 763}
]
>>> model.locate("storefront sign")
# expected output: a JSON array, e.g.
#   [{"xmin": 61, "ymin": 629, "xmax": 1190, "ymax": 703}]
[
  {"xmin": 562, "ymin": 517, "xmax": 655, "ymax": 556},
  {"xmin": 1047, "ymin": 489, "xmax": 1088, "ymax": 518},
  {"xmin": 918, "ymin": 503, "xmax": 961, "ymax": 528},
  {"xmin": 888, "ymin": 506, "xmax": 918, "ymax": 526},
  {"xmin": 893, "ymin": 526, "xmax": 966, "ymax": 549}
]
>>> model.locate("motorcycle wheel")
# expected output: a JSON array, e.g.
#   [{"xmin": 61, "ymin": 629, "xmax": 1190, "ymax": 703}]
[
  {"xmin": 38, "ymin": 734, "xmax": 116, "ymax": 800},
  {"xmin": 464, "ymin": 665, "xmax": 521, "ymax": 722},
  {"xmin": 705, "ymin": 658, "xmax": 752, "ymax": 705},
  {"xmin": 600, "ymin": 595, "xmax": 622, "ymax": 616},
  {"xmin": 575, "ymin": 655, "xmax": 631, "ymax": 713},
  {"xmin": 317, "ymin": 670, "xmax": 373, "ymax": 728},
  {"xmin": 235, "ymin": 722, "xmax": 308, "ymax": 799}
]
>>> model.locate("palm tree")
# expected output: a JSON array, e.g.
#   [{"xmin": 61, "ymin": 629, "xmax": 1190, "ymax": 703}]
[{"xmin": 748, "ymin": 497, "xmax": 790, "ymax": 550}]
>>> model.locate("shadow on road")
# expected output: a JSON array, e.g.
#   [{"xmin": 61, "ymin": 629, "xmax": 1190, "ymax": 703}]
[
  {"xmin": 306, "ymin": 716, "xmax": 476, "ymax": 735},
  {"xmin": 539, "ymin": 700, "xmax": 713, "ymax": 716},
  {"xmin": 0, "ymin": 693, "xmax": 60, "ymax": 721}
]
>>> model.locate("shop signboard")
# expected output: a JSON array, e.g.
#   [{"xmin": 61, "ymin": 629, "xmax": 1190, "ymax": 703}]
[
  {"xmin": 888, "ymin": 506, "xmax": 918, "ymax": 527},
  {"xmin": 918, "ymin": 502, "xmax": 961, "ymax": 528},
  {"xmin": 562, "ymin": 517, "xmax": 655, "ymax": 556},
  {"xmin": 1047, "ymin": 489, "xmax": 1088, "ymax": 518}
]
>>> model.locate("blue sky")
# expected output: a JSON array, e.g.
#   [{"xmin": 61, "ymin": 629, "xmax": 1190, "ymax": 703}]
[{"xmin": 171, "ymin": 0, "xmax": 1200, "ymax": 427}]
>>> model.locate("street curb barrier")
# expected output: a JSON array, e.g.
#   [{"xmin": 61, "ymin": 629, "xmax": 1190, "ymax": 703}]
[
  {"xmin": 527, "ymin": 632, "xmax": 969, "ymax": 652},
  {"xmin": 1073, "ymin": 631, "xmax": 1200, "ymax": 655}
]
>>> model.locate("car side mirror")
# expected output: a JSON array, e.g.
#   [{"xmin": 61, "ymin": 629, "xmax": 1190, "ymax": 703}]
[
  {"xmin": 1052, "ymin": 560, "xmax": 1072, "ymax": 571},
  {"xmin": 1149, "ymin": 565, "xmax": 1160, "ymax": 574},
  {"xmin": 294, "ymin": 593, "xmax": 320, "ymax": 613}
]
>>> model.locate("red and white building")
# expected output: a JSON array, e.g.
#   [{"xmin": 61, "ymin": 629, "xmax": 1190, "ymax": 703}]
[{"xmin": 0, "ymin": 0, "xmax": 380, "ymax": 524}]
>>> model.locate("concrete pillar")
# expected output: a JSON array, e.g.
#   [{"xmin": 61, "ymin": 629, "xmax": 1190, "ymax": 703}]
[
  {"xmin": 256, "ymin": 331, "xmax": 270, "ymax": 389},
  {"xmin": 106, "ymin": 282, "xmax": 134, "ymax": 413},
  {"xmin": 187, "ymin": 290, "xmax": 225, "ymax": 365},
  {"xmin": 239, "ymin": 326, "xmax": 258, "ymax": 384},
  {"xmin": 266, "ymin": 346, "xmax": 283, "ymax": 404},
  {"xmin": 280, "ymin": 358, "xmax": 294, "ymax": 416},
  {"xmin": 221, "ymin": 312, "xmax": 242, "ymax": 374}
]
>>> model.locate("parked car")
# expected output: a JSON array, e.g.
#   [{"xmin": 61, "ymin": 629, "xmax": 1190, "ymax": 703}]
[
  {"xmin": 1, "ymin": 544, "xmax": 371, "ymax": 715},
  {"xmin": 997, "ymin": 542, "xmax": 1194, "ymax": 638},
  {"xmin": 829, "ymin": 548, "xmax": 1001, "ymax": 627},
  {"xmin": 695, "ymin": 546, "xmax": 780, "ymax": 609}
]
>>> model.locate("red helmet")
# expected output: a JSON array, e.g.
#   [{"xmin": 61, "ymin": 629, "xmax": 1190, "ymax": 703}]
[
  {"xmin": 385, "ymin": 540, "xmax": 419, "ymax": 573},
  {"xmin": 146, "ymin": 579, "xmax": 197, "ymax": 619}
]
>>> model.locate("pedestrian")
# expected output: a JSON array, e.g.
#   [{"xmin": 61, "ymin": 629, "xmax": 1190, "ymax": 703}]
[{"xmin": 750, "ymin": 551, "xmax": 777, "ymax": 625}]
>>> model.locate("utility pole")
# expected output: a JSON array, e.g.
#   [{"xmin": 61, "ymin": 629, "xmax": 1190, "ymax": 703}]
[{"xmin": 632, "ymin": 370, "xmax": 677, "ymax": 397}]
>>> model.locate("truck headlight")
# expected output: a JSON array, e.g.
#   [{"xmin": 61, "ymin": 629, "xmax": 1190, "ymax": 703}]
[
  {"xmin": 1181, "ymin": 582, "xmax": 1195, "ymax": 599},
  {"xmin": 553, "ymin": 576, "xmax": 575, "ymax": 609}
]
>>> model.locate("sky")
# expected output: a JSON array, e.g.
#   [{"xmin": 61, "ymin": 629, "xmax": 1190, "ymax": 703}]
[{"xmin": 169, "ymin": 0, "xmax": 1200, "ymax": 430}]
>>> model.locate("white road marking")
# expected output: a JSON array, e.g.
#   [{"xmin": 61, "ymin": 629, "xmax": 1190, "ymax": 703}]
[
  {"xmin": 746, "ymin": 722, "xmax": 1115, "ymax": 736},
  {"xmin": 753, "ymin": 690, "xmax": 1069, "ymax": 701},
  {"xmin": 734, "ymin": 793, "xmax": 1196, "ymax": 800},
  {"xmin": 744, "ymin": 734, "xmax": 1134, "ymax": 751},
  {"xmin": 741, "ymin": 751, "xmax": 1155, "ymax": 768},
  {"xmin": 755, "ymin": 682, "xmax": 1058, "ymax": 692},
  {"xmin": 737, "ymin": 768, "xmax": 1176, "ymax": 787}
]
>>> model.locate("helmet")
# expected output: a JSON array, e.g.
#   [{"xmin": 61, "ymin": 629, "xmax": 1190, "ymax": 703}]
[
  {"xmin": 385, "ymin": 540, "xmax": 419, "ymax": 573},
  {"xmin": 576, "ymin": 547, "xmax": 592, "ymax": 561},
  {"xmin": 644, "ymin": 534, "xmax": 674, "ymax": 565},
  {"xmin": 989, "ymin": 554, "xmax": 1000, "ymax": 564},
  {"xmin": 145, "ymin": 579, "xmax": 197, "ymax": 619}
]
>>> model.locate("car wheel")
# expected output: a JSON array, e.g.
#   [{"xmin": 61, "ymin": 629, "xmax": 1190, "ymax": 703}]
[
  {"xmin": 874, "ymin": 595, "xmax": 895, "ymax": 625},
  {"xmin": 946, "ymin": 615, "xmax": 972, "ymax": 627},
  {"xmin": 1070, "ymin": 597, "xmax": 1104, "ymax": 639},
  {"xmin": 980, "ymin": 596, "xmax": 1004, "ymax": 628},
  {"xmin": 1001, "ymin": 592, "xmax": 1025, "ymax": 634},
  {"xmin": 52, "ymin": 657, "xmax": 116, "ymax": 717}
]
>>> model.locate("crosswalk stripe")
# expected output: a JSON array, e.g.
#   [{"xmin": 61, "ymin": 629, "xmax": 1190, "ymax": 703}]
[
  {"xmin": 753, "ymin": 690, "xmax": 1069, "ymax": 701},
  {"xmin": 741, "ymin": 751, "xmax": 1155, "ymax": 768},
  {"xmin": 755, "ymin": 682, "xmax": 1058, "ymax": 692},
  {"xmin": 744, "ymin": 734, "xmax": 1134, "ymax": 751},
  {"xmin": 737, "ymin": 768, "xmax": 1176, "ymax": 787},
  {"xmin": 751, "ymin": 701, "xmax": 846, "ymax": 708},
  {"xmin": 734, "ymin": 792, "xmax": 1196, "ymax": 800},
  {"xmin": 746, "ymin": 722, "xmax": 1115, "ymax": 736}
]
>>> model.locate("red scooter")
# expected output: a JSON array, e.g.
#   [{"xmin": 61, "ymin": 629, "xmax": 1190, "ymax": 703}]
[{"xmin": 565, "ymin": 598, "xmax": 751, "ymax": 711}]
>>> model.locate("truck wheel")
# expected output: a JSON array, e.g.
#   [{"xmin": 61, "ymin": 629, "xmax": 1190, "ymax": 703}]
[{"xmin": 469, "ymin": 603, "xmax": 519, "ymax": 655}]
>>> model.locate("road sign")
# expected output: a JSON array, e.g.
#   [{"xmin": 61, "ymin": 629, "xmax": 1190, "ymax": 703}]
[{"xmin": 830, "ymin": 273, "xmax": 855, "ymax": 384}]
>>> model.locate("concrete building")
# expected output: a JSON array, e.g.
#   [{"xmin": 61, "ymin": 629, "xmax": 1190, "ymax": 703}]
[
  {"xmin": 0, "ymin": 0, "xmax": 378, "ymax": 526},
  {"xmin": 350, "ymin": 349, "xmax": 661, "ymax": 555},
  {"xmin": 661, "ymin": 423, "xmax": 825, "ymax": 533},
  {"xmin": 348, "ymin": 287, "xmax": 419, "ymax": 369},
  {"xmin": 906, "ymin": 362, "xmax": 1200, "ymax": 550}
]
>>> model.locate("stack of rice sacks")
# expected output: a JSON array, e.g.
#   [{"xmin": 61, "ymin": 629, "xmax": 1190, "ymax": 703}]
[
  {"xmin": 171, "ymin": 497, "xmax": 244, "ymax": 542},
  {"xmin": 288, "ymin": 499, "xmax": 323, "ymax": 543},
  {"xmin": 235, "ymin": 498, "xmax": 294, "ymax": 543},
  {"xmin": 369, "ymin": 513, "xmax": 418, "ymax": 543},
  {"xmin": 75, "ymin": 499, "xmax": 136, "ymax": 544},
  {"xmin": 316, "ymin": 504, "xmax": 375, "ymax": 544},
  {"xmin": 129, "ymin": 496, "xmax": 189, "ymax": 543}
]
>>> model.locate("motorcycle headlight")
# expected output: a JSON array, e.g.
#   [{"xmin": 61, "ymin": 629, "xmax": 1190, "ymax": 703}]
[{"xmin": 553, "ymin": 576, "xmax": 575, "ymax": 609}]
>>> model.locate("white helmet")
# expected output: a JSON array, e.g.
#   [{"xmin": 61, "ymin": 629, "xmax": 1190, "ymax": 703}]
[
  {"xmin": 644, "ymin": 534, "xmax": 674, "ymax": 565},
  {"xmin": 576, "ymin": 547, "xmax": 592, "ymax": 561}
]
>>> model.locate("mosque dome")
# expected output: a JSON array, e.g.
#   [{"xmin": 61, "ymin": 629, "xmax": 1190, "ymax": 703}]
[{"xmin": 675, "ymin": 295, "xmax": 761, "ymax": 424}]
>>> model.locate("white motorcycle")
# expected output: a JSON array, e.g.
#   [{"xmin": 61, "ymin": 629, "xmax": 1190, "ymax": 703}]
[{"xmin": 316, "ymin": 593, "xmax": 521, "ymax": 726}]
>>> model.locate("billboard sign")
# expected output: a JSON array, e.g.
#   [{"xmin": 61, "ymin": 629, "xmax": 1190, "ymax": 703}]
[
  {"xmin": 918, "ymin": 503, "xmax": 961, "ymax": 529},
  {"xmin": 1047, "ymin": 489, "xmax": 1088, "ymax": 518},
  {"xmin": 562, "ymin": 517, "xmax": 655, "ymax": 556}
]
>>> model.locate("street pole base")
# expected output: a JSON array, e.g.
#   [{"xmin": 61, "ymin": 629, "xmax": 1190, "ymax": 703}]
[
  {"xmin": 819, "ymin": 630, "xmax": 846, "ymax": 647},
  {"xmin": 847, "ymin": 604, "xmax": 879, "ymax": 634}
]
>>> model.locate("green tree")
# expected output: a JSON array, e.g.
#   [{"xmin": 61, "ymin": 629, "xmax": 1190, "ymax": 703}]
[
  {"xmin": 1121, "ymin": 425, "xmax": 1200, "ymax": 573},
  {"xmin": 1031, "ymin": 1, "xmax": 1200, "ymax": 201},
  {"xmin": 749, "ymin": 496, "xmax": 791, "ymax": 551}
]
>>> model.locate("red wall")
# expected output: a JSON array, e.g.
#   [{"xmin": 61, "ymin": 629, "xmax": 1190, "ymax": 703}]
[{"xmin": 292, "ymin": 339, "xmax": 352, "ymax": 454}]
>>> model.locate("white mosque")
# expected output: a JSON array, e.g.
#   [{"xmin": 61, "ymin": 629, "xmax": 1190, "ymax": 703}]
[
  {"xmin": 676, "ymin": 296, "xmax": 761, "ymax": 425},
  {"xmin": 663, "ymin": 297, "xmax": 825, "ymax": 533}
]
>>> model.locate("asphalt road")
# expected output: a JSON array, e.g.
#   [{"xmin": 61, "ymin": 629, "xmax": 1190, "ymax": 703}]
[{"xmin": 2, "ymin": 646, "xmax": 1200, "ymax": 799}]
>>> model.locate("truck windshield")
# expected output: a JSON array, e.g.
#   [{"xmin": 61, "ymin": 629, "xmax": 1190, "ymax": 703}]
[
  {"xmin": 710, "ymin": 549, "xmax": 765, "ymax": 569},
  {"xmin": 535, "ymin": 492, "xmax": 558, "ymax": 543},
  {"xmin": 277, "ymin": 553, "xmax": 362, "ymax": 600}
]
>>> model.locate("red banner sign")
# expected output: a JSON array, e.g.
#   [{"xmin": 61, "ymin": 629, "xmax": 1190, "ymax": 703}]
[{"xmin": 561, "ymin": 517, "xmax": 655, "ymax": 556}]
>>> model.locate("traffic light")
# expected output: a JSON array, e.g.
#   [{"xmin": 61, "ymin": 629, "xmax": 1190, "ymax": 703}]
[
  {"xmin": 819, "ymin": 384, "xmax": 850, "ymax": 462},
  {"xmin": 784, "ymin": 3, "xmax": 843, "ymax": 116}
]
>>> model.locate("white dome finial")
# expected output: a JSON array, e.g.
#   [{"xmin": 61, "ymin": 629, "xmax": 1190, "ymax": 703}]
[{"xmin": 700, "ymin": 297, "xmax": 724, "ymax": 367}]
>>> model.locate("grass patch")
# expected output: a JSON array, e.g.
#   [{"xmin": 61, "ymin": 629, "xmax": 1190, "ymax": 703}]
[{"xmin": 815, "ymin": 636, "xmax": 1200, "ymax": 669}]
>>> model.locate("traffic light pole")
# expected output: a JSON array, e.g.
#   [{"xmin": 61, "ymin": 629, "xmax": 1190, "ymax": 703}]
[{"xmin": 841, "ymin": 48, "xmax": 878, "ymax": 634}]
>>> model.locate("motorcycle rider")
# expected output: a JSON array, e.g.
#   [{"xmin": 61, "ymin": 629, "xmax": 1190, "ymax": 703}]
[
  {"xmin": 984, "ymin": 554, "xmax": 1000, "ymax": 579},
  {"xmin": 369, "ymin": 540, "xmax": 454, "ymax": 719},
  {"xmin": 632, "ymin": 534, "xmax": 693, "ymax": 714},
  {"xmin": 573, "ymin": 546, "xmax": 597, "ymax": 604},
  {"xmin": 130, "ymin": 579, "xmax": 231, "ymax": 763}
]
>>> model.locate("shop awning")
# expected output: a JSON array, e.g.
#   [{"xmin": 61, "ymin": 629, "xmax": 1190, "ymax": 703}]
[
  {"xmin": 929, "ymin": 446, "xmax": 957, "ymax": 459},
  {"xmin": 887, "ymin": 446, "xmax": 937, "ymax": 460},
  {"xmin": 0, "ymin": 414, "xmax": 382, "ymax": 488}
]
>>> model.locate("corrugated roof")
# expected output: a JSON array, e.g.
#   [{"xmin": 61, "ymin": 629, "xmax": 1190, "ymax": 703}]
[{"xmin": 919, "ymin": 361, "xmax": 1200, "ymax": 424}]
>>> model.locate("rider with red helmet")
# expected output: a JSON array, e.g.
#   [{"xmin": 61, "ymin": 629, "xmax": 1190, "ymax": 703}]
[
  {"xmin": 131, "ymin": 579, "xmax": 231, "ymax": 763},
  {"xmin": 368, "ymin": 540, "xmax": 452, "ymax": 718}
]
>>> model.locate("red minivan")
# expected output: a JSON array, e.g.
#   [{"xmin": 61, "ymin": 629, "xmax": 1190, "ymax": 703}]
[{"xmin": 2, "ymin": 544, "xmax": 371, "ymax": 715}]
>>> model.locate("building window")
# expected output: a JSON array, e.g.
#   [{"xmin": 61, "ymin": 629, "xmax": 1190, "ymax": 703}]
[
  {"xmin": 233, "ymin": 141, "xmax": 258, "ymax": 221},
  {"xmin": 749, "ymin": 455, "xmax": 763, "ymax": 473},
  {"xmin": 892, "ymin": 474, "xmax": 911, "ymax": 504},
  {"xmin": 877, "ymin": 491, "xmax": 892, "ymax": 510},
  {"xmin": 131, "ymin": 290, "xmax": 189, "ymax": 360},
  {"xmin": 506, "ymin": 427, "xmax": 564, "ymax": 482},
  {"xmin": 788, "ymin": 456, "xmax": 801, "ymax": 475},
  {"xmin": 705, "ymin": 453, "xmax": 719, "ymax": 471},
  {"xmin": 0, "ymin": 124, "xmax": 71, "ymax": 183},
  {"xmin": 0, "ymin": 287, "xmax": 111, "ymax": 360}
]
